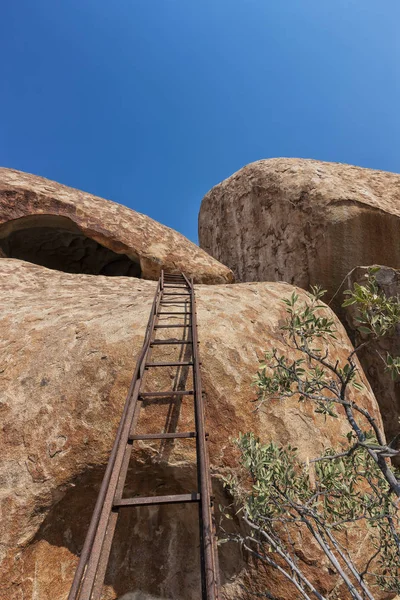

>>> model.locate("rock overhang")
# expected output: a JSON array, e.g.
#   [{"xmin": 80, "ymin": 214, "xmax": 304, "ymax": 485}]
[
  {"xmin": 0, "ymin": 167, "xmax": 234, "ymax": 283},
  {"xmin": 0, "ymin": 214, "xmax": 143, "ymax": 277}
]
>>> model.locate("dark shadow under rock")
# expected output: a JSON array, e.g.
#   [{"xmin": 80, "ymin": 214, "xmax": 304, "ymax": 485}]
[
  {"xmin": 0, "ymin": 215, "xmax": 141, "ymax": 277},
  {"xmin": 26, "ymin": 461, "xmax": 244, "ymax": 600}
]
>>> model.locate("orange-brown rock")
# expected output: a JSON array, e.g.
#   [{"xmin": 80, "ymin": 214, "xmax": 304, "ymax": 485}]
[
  {"xmin": 0, "ymin": 168, "xmax": 233, "ymax": 284},
  {"xmin": 0, "ymin": 260, "xmax": 381, "ymax": 599},
  {"xmin": 344, "ymin": 265, "xmax": 400, "ymax": 458},
  {"xmin": 199, "ymin": 158, "xmax": 400, "ymax": 310}
]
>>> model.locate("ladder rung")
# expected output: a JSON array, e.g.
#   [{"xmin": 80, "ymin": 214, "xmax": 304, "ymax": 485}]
[
  {"xmin": 146, "ymin": 361, "xmax": 193, "ymax": 367},
  {"xmin": 154, "ymin": 324, "xmax": 192, "ymax": 329},
  {"xmin": 160, "ymin": 301, "xmax": 189, "ymax": 304},
  {"xmin": 139, "ymin": 390, "xmax": 194, "ymax": 397},
  {"xmin": 151, "ymin": 340, "xmax": 192, "ymax": 345},
  {"xmin": 159, "ymin": 312, "xmax": 189, "ymax": 315},
  {"xmin": 129, "ymin": 432, "xmax": 196, "ymax": 441},
  {"xmin": 114, "ymin": 493, "xmax": 200, "ymax": 508},
  {"xmin": 163, "ymin": 292, "xmax": 190, "ymax": 295},
  {"xmin": 164, "ymin": 285, "xmax": 187, "ymax": 288}
]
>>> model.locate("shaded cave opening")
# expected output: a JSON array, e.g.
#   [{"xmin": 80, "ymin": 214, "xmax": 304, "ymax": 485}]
[{"xmin": 0, "ymin": 215, "xmax": 142, "ymax": 277}]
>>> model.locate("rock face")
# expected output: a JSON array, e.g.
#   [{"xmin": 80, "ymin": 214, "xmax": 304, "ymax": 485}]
[
  {"xmin": 0, "ymin": 168, "xmax": 233, "ymax": 284},
  {"xmin": 0, "ymin": 259, "xmax": 381, "ymax": 600},
  {"xmin": 345, "ymin": 265, "xmax": 400, "ymax": 456},
  {"xmin": 199, "ymin": 158, "xmax": 400, "ymax": 309}
]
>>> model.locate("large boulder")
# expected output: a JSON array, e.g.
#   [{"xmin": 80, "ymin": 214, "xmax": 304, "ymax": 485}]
[
  {"xmin": 0, "ymin": 259, "xmax": 382, "ymax": 600},
  {"xmin": 344, "ymin": 265, "xmax": 400, "ymax": 457},
  {"xmin": 199, "ymin": 158, "xmax": 400, "ymax": 310},
  {"xmin": 0, "ymin": 168, "xmax": 233, "ymax": 284}
]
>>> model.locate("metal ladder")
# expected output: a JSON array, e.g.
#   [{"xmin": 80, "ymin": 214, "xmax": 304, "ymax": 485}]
[{"xmin": 68, "ymin": 271, "xmax": 219, "ymax": 600}]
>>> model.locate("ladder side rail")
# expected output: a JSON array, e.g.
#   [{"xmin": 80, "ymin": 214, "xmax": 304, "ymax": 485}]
[
  {"xmin": 80, "ymin": 282, "xmax": 163, "ymax": 599},
  {"xmin": 90, "ymin": 282, "xmax": 165, "ymax": 599},
  {"xmin": 88, "ymin": 372, "xmax": 149, "ymax": 599},
  {"xmin": 190, "ymin": 278, "xmax": 218, "ymax": 600},
  {"xmin": 182, "ymin": 272, "xmax": 191, "ymax": 288},
  {"xmin": 68, "ymin": 278, "xmax": 162, "ymax": 600},
  {"xmin": 202, "ymin": 383, "xmax": 221, "ymax": 596}
]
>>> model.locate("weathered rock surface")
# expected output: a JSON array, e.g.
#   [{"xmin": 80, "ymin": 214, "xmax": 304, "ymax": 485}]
[
  {"xmin": 345, "ymin": 265, "xmax": 400, "ymax": 455},
  {"xmin": 0, "ymin": 168, "xmax": 233, "ymax": 283},
  {"xmin": 0, "ymin": 260, "xmax": 381, "ymax": 599},
  {"xmin": 199, "ymin": 158, "xmax": 400, "ymax": 311}
]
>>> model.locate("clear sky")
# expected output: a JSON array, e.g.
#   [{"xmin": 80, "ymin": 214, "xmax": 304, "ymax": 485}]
[{"xmin": 1, "ymin": 1, "xmax": 399, "ymax": 243}]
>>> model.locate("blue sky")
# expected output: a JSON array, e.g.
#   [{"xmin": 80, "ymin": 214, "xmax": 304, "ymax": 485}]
[{"xmin": 1, "ymin": 1, "xmax": 399, "ymax": 243}]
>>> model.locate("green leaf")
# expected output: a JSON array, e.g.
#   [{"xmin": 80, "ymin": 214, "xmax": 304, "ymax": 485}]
[
  {"xmin": 369, "ymin": 266, "xmax": 381, "ymax": 274},
  {"xmin": 358, "ymin": 326, "xmax": 373, "ymax": 334},
  {"xmin": 342, "ymin": 298, "xmax": 357, "ymax": 307}
]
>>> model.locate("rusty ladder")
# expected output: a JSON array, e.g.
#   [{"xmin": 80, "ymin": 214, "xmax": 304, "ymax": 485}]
[{"xmin": 68, "ymin": 271, "xmax": 219, "ymax": 600}]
